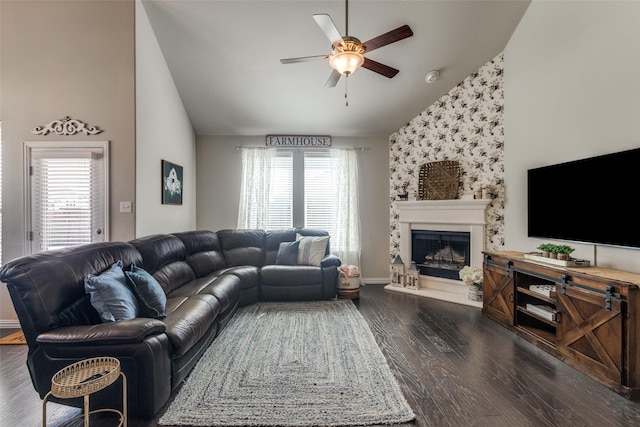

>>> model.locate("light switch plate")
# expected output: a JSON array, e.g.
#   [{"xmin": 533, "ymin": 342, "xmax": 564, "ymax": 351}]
[{"xmin": 120, "ymin": 201, "xmax": 132, "ymax": 213}]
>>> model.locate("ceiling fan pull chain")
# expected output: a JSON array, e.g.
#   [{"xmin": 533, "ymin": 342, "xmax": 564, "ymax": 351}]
[{"xmin": 345, "ymin": 75, "xmax": 349, "ymax": 107}]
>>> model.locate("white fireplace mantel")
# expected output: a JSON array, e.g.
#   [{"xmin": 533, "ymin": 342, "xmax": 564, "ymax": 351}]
[
  {"xmin": 395, "ymin": 199, "xmax": 491, "ymax": 269},
  {"xmin": 395, "ymin": 199, "xmax": 490, "ymax": 225},
  {"xmin": 389, "ymin": 199, "xmax": 491, "ymax": 307}
]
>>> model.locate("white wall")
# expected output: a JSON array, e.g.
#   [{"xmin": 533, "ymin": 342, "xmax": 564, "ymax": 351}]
[
  {"xmin": 1, "ymin": 0, "xmax": 136, "ymax": 325},
  {"xmin": 135, "ymin": 1, "xmax": 196, "ymax": 236},
  {"xmin": 503, "ymin": 1, "xmax": 640, "ymax": 271},
  {"xmin": 196, "ymin": 135, "xmax": 391, "ymax": 281}
]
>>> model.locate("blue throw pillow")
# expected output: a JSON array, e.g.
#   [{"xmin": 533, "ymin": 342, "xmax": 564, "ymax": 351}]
[
  {"xmin": 84, "ymin": 261, "xmax": 139, "ymax": 323},
  {"xmin": 125, "ymin": 264, "xmax": 167, "ymax": 319},
  {"xmin": 275, "ymin": 241, "xmax": 299, "ymax": 265}
]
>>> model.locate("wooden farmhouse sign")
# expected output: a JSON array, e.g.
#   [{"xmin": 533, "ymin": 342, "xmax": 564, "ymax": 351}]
[{"xmin": 266, "ymin": 135, "xmax": 331, "ymax": 147}]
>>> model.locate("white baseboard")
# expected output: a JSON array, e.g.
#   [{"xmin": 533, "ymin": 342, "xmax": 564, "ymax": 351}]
[
  {"xmin": 361, "ymin": 277, "xmax": 390, "ymax": 285},
  {"xmin": 0, "ymin": 319, "xmax": 21, "ymax": 329}
]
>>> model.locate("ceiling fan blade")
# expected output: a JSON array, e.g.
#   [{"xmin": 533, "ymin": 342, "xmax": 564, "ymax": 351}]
[
  {"xmin": 313, "ymin": 14, "xmax": 344, "ymax": 46},
  {"xmin": 362, "ymin": 58, "xmax": 399, "ymax": 78},
  {"xmin": 324, "ymin": 69, "xmax": 342, "ymax": 88},
  {"xmin": 280, "ymin": 54, "xmax": 329, "ymax": 64},
  {"xmin": 362, "ymin": 25, "xmax": 413, "ymax": 52}
]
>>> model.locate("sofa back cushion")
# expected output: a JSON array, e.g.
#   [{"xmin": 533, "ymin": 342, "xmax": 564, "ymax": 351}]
[
  {"xmin": 129, "ymin": 234, "xmax": 195, "ymax": 295},
  {"xmin": 264, "ymin": 228, "xmax": 331, "ymax": 265},
  {"xmin": 173, "ymin": 230, "xmax": 227, "ymax": 277},
  {"xmin": 264, "ymin": 229, "xmax": 297, "ymax": 265},
  {"xmin": 0, "ymin": 242, "xmax": 142, "ymax": 336},
  {"xmin": 217, "ymin": 229, "xmax": 265, "ymax": 267}
]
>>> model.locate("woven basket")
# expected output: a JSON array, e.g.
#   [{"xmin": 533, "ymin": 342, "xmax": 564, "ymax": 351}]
[{"xmin": 418, "ymin": 160, "xmax": 460, "ymax": 200}]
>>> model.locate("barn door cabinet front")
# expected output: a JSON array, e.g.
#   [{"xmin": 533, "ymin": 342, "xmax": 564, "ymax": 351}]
[
  {"xmin": 555, "ymin": 273, "xmax": 627, "ymax": 395},
  {"xmin": 482, "ymin": 252, "xmax": 515, "ymax": 328}
]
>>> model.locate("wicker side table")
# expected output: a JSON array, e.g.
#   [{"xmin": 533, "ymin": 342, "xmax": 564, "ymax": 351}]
[{"xmin": 42, "ymin": 357, "xmax": 127, "ymax": 427}]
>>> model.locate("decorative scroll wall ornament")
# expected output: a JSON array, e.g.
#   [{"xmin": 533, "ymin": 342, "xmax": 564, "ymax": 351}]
[{"xmin": 31, "ymin": 116, "xmax": 103, "ymax": 136}]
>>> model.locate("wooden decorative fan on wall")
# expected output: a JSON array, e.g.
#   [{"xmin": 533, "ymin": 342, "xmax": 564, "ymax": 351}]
[{"xmin": 280, "ymin": 0, "xmax": 413, "ymax": 88}]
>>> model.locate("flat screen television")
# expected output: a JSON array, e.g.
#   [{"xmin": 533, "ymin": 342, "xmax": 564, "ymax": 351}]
[{"xmin": 527, "ymin": 147, "xmax": 640, "ymax": 249}]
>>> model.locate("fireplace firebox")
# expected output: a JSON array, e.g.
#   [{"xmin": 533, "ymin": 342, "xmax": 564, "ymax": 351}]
[{"xmin": 411, "ymin": 230, "xmax": 470, "ymax": 280}]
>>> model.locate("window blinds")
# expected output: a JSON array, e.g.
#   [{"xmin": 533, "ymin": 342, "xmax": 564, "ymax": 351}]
[
  {"xmin": 304, "ymin": 151, "xmax": 337, "ymax": 236},
  {"xmin": 266, "ymin": 151, "xmax": 294, "ymax": 229},
  {"xmin": 30, "ymin": 149, "xmax": 103, "ymax": 251}
]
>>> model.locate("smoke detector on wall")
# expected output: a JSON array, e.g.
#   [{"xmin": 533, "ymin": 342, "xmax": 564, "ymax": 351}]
[{"xmin": 425, "ymin": 70, "xmax": 440, "ymax": 83}]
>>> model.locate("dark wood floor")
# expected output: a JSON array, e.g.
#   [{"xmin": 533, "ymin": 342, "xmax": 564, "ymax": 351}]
[{"xmin": 2, "ymin": 284, "xmax": 640, "ymax": 426}]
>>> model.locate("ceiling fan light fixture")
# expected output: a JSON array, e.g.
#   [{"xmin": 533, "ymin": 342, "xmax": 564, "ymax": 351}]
[{"xmin": 329, "ymin": 51, "xmax": 364, "ymax": 75}]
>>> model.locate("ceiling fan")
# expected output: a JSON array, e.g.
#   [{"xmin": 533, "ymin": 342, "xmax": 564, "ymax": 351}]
[{"xmin": 280, "ymin": 0, "xmax": 413, "ymax": 88}]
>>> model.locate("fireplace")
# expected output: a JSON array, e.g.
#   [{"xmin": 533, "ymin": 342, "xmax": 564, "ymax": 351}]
[
  {"xmin": 388, "ymin": 199, "xmax": 490, "ymax": 307},
  {"xmin": 412, "ymin": 230, "xmax": 470, "ymax": 280}
]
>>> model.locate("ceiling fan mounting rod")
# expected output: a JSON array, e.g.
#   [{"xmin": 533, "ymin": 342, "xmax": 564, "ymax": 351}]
[{"xmin": 345, "ymin": 0, "xmax": 349, "ymax": 36}]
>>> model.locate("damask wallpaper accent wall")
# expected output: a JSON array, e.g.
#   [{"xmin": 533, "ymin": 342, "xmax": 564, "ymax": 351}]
[{"xmin": 389, "ymin": 53, "xmax": 506, "ymax": 260}]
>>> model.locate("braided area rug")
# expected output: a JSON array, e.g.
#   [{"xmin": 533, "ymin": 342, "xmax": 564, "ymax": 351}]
[{"xmin": 159, "ymin": 300, "xmax": 415, "ymax": 426}]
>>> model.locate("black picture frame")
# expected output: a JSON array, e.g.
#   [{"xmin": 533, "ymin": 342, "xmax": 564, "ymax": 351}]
[{"xmin": 162, "ymin": 160, "xmax": 183, "ymax": 205}]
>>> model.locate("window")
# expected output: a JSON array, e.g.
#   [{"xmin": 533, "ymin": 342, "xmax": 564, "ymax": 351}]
[
  {"xmin": 25, "ymin": 141, "xmax": 109, "ymax": 253},
  {"xmin": 238, "ymin": 148, "xmax": 360, "ymax": 266},
  {"xmin": 304, "ymin": 152, "xmax": 333, "ymax": 230},
  {"xmin": 266, "ymin": 151, "xmax": 293, "ymax": 229}
]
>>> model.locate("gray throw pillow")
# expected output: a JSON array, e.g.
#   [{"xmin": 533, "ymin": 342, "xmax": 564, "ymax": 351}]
[
  {"xmin": 275, "ymin": 241, "xmax": 299, "ymax": 265},
  {"xmin": 84, "ymin": 261, "xmax": 139, "ymax": 322}
]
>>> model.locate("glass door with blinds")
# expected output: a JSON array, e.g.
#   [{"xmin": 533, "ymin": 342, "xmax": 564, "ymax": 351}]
[{"xmin": 24, "ymin": 141, "xmax": 109, "ymax": 253}]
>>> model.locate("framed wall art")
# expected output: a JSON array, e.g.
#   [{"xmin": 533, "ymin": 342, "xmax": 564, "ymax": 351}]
[{"xmin": 162, "ymin": 160, "xmax": 183, "ymax": 205}]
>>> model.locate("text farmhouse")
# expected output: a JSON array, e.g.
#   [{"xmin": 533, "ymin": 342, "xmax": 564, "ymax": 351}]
[{"xmin": 266, "ymin": 135, "xmax": 331, "ymax": 147}]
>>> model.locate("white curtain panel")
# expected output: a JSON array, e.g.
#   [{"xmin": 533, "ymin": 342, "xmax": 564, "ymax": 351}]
[
  {"xmin": 237, "ymin": 148, "xmax": 275, "ymax": 229},
  {"xmin": 330, "ymin": 149, "xmax": 361, "ymax": 268}
]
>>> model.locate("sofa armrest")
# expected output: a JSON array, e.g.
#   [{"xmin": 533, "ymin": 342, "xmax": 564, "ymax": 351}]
[
  {"xmin": 36, "ymin": 318, "xmax": 166, "ymax": 346},
  {"xmin": 321, "ymin": 254, "xmax": 342, "ymax": 268}
]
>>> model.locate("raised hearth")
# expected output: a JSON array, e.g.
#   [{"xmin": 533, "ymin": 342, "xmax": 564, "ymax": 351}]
[{"xmin": 387, "ymin": 199, "xmax": 491, "ymax": 307}]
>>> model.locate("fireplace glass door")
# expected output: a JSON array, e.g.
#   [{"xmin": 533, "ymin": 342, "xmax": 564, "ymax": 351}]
[{"xmin": 412, "ymin": 230, "xmax": 470, "ymax": 280}]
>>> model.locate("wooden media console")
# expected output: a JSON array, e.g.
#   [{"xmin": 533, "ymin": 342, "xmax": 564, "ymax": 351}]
[{"xmin": 482, "ymin": 251, "xmax": 640, "ymax": 399}]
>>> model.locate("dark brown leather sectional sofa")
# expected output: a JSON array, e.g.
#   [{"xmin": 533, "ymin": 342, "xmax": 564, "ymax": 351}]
[{"xmin": 0, "ymin": 228, "xmax": 340, "ymax": 417}]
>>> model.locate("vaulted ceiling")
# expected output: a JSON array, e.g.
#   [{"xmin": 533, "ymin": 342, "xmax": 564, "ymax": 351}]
[{"xmin": 142, "ymin": 0, "xmax": 530, "ymax": 137}]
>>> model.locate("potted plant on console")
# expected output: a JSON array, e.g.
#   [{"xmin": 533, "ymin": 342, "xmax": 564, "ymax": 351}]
[
  {"xmin": 537, "ymin": 243, "xmax": 553, "ymax": 258},
  {"xmin": 548, "ymin": 244, "xmax": 560, "ymax": 259},
  {"xmin": 536, "ymin": 243, "xmax": 575, "ymax": 261},
  {"xmin": 557, "ymin": 245, "xmax": 575, "ymax": 261},
  {"xmin": 459, "ymin": 265, "xmax": 483, "ymax": 302}
]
